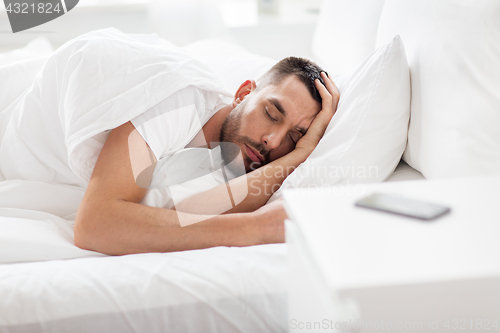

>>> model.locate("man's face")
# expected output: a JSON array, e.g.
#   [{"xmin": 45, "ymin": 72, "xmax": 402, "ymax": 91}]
[{"xmin": 220, "ymin": 75, "xmax": 321, "ymax": 173}]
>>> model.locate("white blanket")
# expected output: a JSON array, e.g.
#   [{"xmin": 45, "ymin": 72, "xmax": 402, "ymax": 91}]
[
  {"xmin": 0, "ymin": 243, "xmax": 288, "ymax": 333},
  {"xmin": 0, "ymin": 28, "xmax": 232, "ymax": 264}
]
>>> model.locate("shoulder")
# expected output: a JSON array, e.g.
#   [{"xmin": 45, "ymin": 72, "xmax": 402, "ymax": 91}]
[{"xmin": 161, "ymin": 86, "xmax": 228, "ymax": 120}]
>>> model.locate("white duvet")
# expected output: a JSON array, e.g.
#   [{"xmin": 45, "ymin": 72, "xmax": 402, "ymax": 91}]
[{"xmin": 0, "ymin": 28, "xmax": 234, "ymax": 264}]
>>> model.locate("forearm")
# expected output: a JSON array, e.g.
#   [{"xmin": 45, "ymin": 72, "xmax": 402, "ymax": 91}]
[
  {"xmin": 174, "ymin": 148, "xmax": 310, "ymax": 215},
  {"xmin": 231, "ymin": 147, "xmax": 310, "ymax": 212},
  {"xmin": 74, "ymin": 199, "xmax": 258, "ymax": 256}
]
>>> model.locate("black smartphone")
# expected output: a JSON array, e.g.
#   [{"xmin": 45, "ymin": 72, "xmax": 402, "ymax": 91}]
[{"xmin": 354, "ymin": 192, "xmax": 451, "ymax": 220}]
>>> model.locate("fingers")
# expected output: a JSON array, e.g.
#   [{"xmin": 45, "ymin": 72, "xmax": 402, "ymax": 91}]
[
  {"xmin": 317, "ymin": 72, "xmax": 339, "ymax": 102},
  {"xmin": 292, "ymin": 72, "xmax": 341, "ymax": 157},
  {"xmin": 314, "ymin": 78, "xmax": 334, "ymax": 122},
  {"xmin": 322, "ymin": 72, "xmax": 340, "ymax": 109},
  {"xmin": 315, "ymin": 78, "xmax": 332, "ymax": 113},
  {"xmin": 314, "ymin": 76, "xmax": 331, "ymax": 101},
  {"xmin": 320, "ymin": 72, "xmax": 338, "ymax": 97},
  {"xmin": 315, "ymin": 72, "xmax": 340, "ymax": 116}
]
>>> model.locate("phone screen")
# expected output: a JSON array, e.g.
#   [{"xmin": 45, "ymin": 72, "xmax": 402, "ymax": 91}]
[{"xmin": 354, "ymin": 193, "xmax": 451, "ymax": 220}]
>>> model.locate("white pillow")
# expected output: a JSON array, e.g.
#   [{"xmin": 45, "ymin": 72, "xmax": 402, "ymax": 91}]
[
  {"xmin": 312, "ymin": 0, "xmax": 386, "ymax": 76},
  {"xmin": 0, "ymin": 38, "xmax": 54, "ymax": 183},
  {"xmin": 0, "ymin": 36, "xmax": 53, "ymax": 67},
  {"xmin": 376, "ymin": 0, "xmax": 500, "ymax": 178},
  {"xmin": 0, "ymin": 37, "xmax": 54, "ymax": 113},
  {"xmin": 270, "ymin": 36, "xmax": 410, "ymax": 200}
]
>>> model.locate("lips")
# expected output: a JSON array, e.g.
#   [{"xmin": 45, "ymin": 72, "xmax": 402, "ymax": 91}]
[{"xmin": 245, "ymin": 145, "xmax": 263, "ymax": 164}]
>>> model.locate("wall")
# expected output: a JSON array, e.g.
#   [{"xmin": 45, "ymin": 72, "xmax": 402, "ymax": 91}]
[{"xmin": 0, "ymin": 0, "xmax": 320, "ymax": 59}]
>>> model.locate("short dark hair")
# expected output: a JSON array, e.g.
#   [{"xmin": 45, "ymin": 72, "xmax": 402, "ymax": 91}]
[{"xmin": 256, "ymin": 56, "xmax": 326, "ymax": 104}]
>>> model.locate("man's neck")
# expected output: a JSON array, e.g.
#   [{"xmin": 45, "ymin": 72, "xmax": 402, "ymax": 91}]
[{"xmin": 186, "ymin": 104, "xmax": 233, "ymax": 149}]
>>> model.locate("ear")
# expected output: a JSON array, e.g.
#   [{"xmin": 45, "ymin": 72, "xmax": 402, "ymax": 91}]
[{"xmin": 232, "ymin": 80, "xmax": 256, "ymax": 108}]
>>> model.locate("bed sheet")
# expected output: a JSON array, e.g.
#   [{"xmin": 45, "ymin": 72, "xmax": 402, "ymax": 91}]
[
  {"xmin": 0, "ymin": 179, "xmax": 104, "ymax": 264},
  {"xmin": 0, "ymin": 244, "xmax": 287, "ymax": 333}
]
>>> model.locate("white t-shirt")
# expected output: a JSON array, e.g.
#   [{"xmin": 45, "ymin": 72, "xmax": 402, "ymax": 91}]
[
  {"xmin": 130, "ymin": 86, "xmax": 241, "ymax": 214},
  {"xmin": 130, "ymin": 85, "xmax": 228, "ymax": 160}
]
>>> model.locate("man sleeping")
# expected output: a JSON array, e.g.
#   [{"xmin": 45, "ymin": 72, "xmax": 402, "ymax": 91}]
[{"xmin": 0, "ymin": 29, "xmax": 339, "ymax": 256}]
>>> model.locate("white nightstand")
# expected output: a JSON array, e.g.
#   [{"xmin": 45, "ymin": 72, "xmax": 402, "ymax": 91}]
[{"xmin": 284, "ymin": 177, "xmax": 500, "ymax": 333}]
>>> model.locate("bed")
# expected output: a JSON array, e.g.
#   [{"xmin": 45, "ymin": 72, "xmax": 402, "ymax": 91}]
[
  {"xmin": 0, "ymin": 164, "xmax": 423, "ymax": 333},
  {"xmin": 2, "ymin": 0, "xmax": 498, "ymax": 332},
  {"xmin": 0, "ymin": 31, "xmax": 420, "ymax": 333}
]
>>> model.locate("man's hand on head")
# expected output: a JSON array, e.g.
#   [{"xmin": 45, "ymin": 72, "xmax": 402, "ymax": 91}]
[{"xmin": 294, "ymin": 72, "xmax": 339, "ymax": 157}]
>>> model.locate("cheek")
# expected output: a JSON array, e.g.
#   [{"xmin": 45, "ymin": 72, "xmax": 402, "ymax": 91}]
[
  {"xmin": 269, "ymin": 144, "xmax": 294, "ymax": 161},
  {"xmin": 240, "ymin": 109, "xmax": 263, "ymax": 135}
]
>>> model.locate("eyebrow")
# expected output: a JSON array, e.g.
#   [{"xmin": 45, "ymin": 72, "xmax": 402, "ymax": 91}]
[{"xmin": 268, "ymin": 97, "xmax": 307, "ymax": 136}]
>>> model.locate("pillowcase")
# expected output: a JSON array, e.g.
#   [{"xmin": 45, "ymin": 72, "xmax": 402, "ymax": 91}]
[
  {"xmin": 0, "ymin": 37, "xmax": 54, "ymax": 182},
  {"xmin": 311, "ymin": 0, "xmax": 386, "ymax": 76},
  {"xmin": 269, "ymin": 36, "xmax": 410, "ymax": 201},
  {"xmin": 0, "ymin": 37, "xmax": 54, "ymax": 113},
  {"xmin": 376, "ymin": 0, "xmax": 500, "ymax": 178},
  {"xmin": 0, "ymin": 36, "xmax": 53, "ymax": 67}
]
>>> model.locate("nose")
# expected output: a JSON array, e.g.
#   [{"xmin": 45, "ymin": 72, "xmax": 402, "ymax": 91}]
[{"xmin": 262, "ymin": 129, "xmax": 286, "ymax": 151}]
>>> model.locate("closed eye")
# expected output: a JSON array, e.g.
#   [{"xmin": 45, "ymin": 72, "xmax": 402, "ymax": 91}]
[{"xmin": 265, "ymin": 107, "xmax": 277, "ymax": 122}]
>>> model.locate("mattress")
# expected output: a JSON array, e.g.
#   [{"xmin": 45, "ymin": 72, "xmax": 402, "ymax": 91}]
[{"xmin": 0, "ymin": 244, "xmax": 287, "ymax": 333}]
